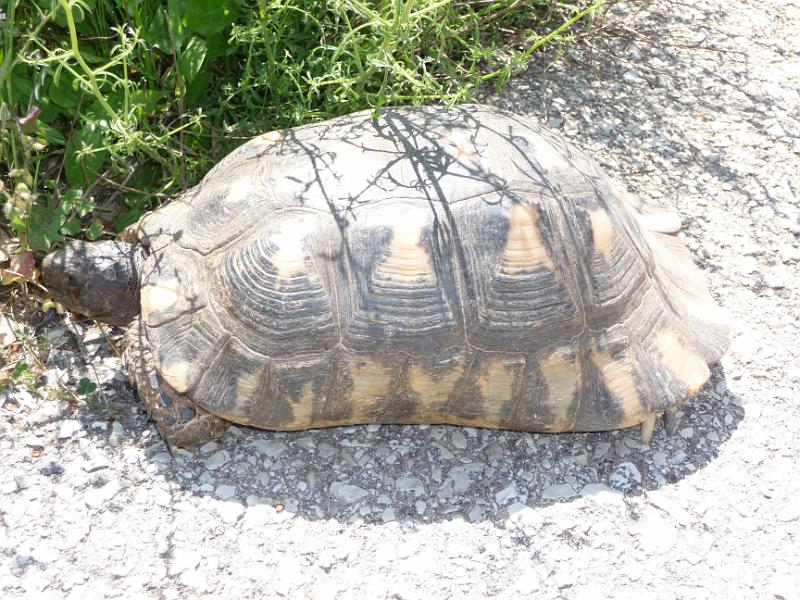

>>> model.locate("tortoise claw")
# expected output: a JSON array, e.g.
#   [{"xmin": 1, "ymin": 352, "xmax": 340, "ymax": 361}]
[{"xmin": 641, "ymin": 413, "xmax": 658, "ymax": 444}]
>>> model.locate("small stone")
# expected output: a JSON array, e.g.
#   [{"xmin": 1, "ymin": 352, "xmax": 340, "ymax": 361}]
[
  {"xmin": 57, "ymin": 419, "xmax": 84, "ymax": 440},
  {"xmin": 39, "ymin": 462, "xmax": 64, "ymax": 477},
  {"xmin": 608, "ymin": 462, "xmax": 642, "ymax": 491},
  {"xmin": 203, "ymin": 450, "xmax": 230, "ymax": 470},
  {"xmin": 381, "ymin": 507, "xmax": 396, "ymax": 523},
  {"xmin": 450, "ymin": 430, "xmax": 467, "ymax": 450},
  {"xmin": 652, "ymin": 452, "xmax": 668, "ymax": 468},
  {"xmin": 495, "ymin": 483, "xmax": 519, "ymax": 505},
  {"xmin": 415, "ymin": 501, "xmax": 426, "ymax": 515},
  {"xmin": 28, "ymin": 402, "xmax": 66, "ymax": 426},
  {"xmin": 579, "ymin": 483, "xmax": 623, "ymax": 504},
  {"xmin": 250, "ymin": 439, "xmax": 288, "ymax": 457},
  {"xmin": 395, "ymin": 476, "xmax": 425, "ymax": 497},
  {"xmin": 679, "ymin": 427, "xmax": 694, "ymax": 439},
  {"xmin": 84, "ymin": 479, "xmax": 127, "ymax": 508},
  {"xmin": 329, "ymin": 482, "xmax": 368, "ymax": 503},
  {"xmin": 198, "ymin": 441, "xmax": 218, "ymax": 455},
  {"xmin": 593, "ymin": 442, "xmax": 611, "ymax": 459},
  {"xmin": 90, "ymin": 421, "xmax": 108, "ymax": 431},
  {"xmin": 82, "ymin": 457, "xmax": 111, "ymax": 472},
  {"xmin": 622, "ymin": 69, "xmax": 646, "ymax": 84},
  {"xmin": 14, "ymin": 475, "xmax": 33, "ymax": 490},
  {"xmin": 468, "ymin": 504, "xmax": 486, "ymax": 522},
  {"xmin": 215, "ymin": 484, "xmax": 237, "ymax": 501},
  {"xmin": 542, "ymin": 484, "xmax": 577, "ymax": 501}
]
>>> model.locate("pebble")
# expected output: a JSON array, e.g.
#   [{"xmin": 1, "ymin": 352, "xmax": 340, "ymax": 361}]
[
  {"xmin": 329, "ymin": 482, "xmax": 368, "ymax": 503},
  {"xmin": 579, "ymin": 483, "xmax": 623, "ymax": 505},
  {"xmin": 203, "ymin": 450, "xmax": 230, "ymax": 471},
  {"xmin": 608, "ymin": 462, "xmax": 642, "ymax": 491},
  {"xmin": 381, "ymin": 507, "xmax": 396, "ymax": 523},
  {"xmin": 84, "ymin": 479, "xmax": 127, "ymax": 508},
  {"xmin": 249, "ymin": 439, "xmax": 287, "ymax": 457},
  {"xmin": 395, "ymin": 476, "xmax": 425, "ymax": 497},
  {"xmin": 450, "ymin": 430, "xmax": 467, "ymax": 450},
  {"xmin": 495, "ymin": 483, "xmax": 520, "ymax": 505},
  {"xmin": 214, "ymin": 485, "xmax": 237, "ymax": 501},
  {"xmin": 57, "ymin": 419, "xmax": 84, "ymax": 440},
  {"xmin": 542, "ymin": 484, "xmax": 577, "ymax": 501},
  {"xmin": 27, "ymin": 402, "xmax": 66, "ymax": 426}
]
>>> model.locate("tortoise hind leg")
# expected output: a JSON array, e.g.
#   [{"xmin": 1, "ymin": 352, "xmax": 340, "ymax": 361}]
[
  {"xmin": 640, "ymin": 413, "xmax": 658, "ymax": 444},
  {"xmin": 124, "ymin": 318, "xmax": 228, "ymax": 453}
]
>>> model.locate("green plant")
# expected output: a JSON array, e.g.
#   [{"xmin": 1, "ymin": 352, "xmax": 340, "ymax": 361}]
[{"xmin": 1, "ymin": 0, "xmax": 605, "ymax": 265}]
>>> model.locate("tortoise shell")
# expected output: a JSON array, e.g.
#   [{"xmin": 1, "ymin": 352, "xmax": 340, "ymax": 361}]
[{"xmin": 129, "ymin": 104, "xmax": 731, "ymax": 433}]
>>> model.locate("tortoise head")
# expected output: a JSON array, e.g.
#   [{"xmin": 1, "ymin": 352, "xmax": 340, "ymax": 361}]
[{"xmin": 42, "ymin": 240, "xmax": 145, "ymax": 325}]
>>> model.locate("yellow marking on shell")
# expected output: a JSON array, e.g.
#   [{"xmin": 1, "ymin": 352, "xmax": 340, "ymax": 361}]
[
  {"xmin": 440, "ymin": 130, "xmax": 480, "ymax": 164},
  {"xmin": 287, "ymin": 381, "xmax": 316, "ymax": 428},
  {"xmin": 654, "ymin": 330, "xmax": 710, "ymax": 395},
  {"xmin": 258, "ymin": 130, "xmax": 286, "ymax": 143},
  {"xmin": 141, "ymin": 278, "xmax": 182, "ymax": 321},
  {"xmin": 224, "ymin": 177, "xmax": 255, "ymax": 204},
  {"xmin": 590, "ymin": 209, "xmax": 616, "ymax": 262},
  {"xmin": 235, "ymin": 370, "xmax": 261, "ymax": 401},
  {"xmin": 590, "ymin": 346, "xmax": 643, "ymax": 427},
  {"xmin": 349, "ymin": 358, "xmax": 394, "ymax": 421},
  {"xmin": 538, "ymin": 348, "xmax": 580, "ymax": 430},
  {"xmin": 477, "ymin": 359, "xmax": 516, "ymax": 405},
  {"xmin": 408, "ymin": 363, "xmax": 463, "ymax": 406},
  {"xmin": 159, "ymin": 361, "xmax": 191, "ymax": 394},
  {"xmin": 501, "ymin": 203, "xmax": 555, "ymax": 273},
  {"xmin": 376, "ymin": 222, "xmax": 435, "ymax": 284},
  {"xmin": 269, "ymin": 216, "xmax": 317, "ymax": 277}
]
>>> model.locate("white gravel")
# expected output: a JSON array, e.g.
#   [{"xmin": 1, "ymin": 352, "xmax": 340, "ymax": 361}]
[{"xmin": 2, "ymin": 0, "xmax": 799, "ymax": 598}]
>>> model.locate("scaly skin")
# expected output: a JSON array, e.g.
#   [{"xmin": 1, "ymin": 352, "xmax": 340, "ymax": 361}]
[{"xmin": 123, "ymin": 317, "xmax": 228, "ymax": 452}]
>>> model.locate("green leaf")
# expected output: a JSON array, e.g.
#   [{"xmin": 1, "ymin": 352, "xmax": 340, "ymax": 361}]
[
  {"xmin": 48, "ymin": 70, "xmax": 83, "ymax": 109},
  {"xmin": 61, "ymin": 217, "xmax": 82, "ymax": 236},
  {"xmin": 60, "ymin": 188, "xmax": 96, "ymax": 218},
  {"xmin": 179, "ymin": 36, "xmax": 207, "ymax": 85},
  {"xmin": 167, "ymin": 0, "xmax": 188, "ymax": 49},
  {"xmin": 184, "ymin": 70, "xmax": 213, "ymax": 108},
  {"xmin": 12, "ymin": 362, "xmax": 30, "ymax": 380},
  {"xmin": 76, "ymin": 377, "xmax": 97, "ymax": 395},
  {"xmin": 143, "ymin": 10, "xmax": 171, "ymax": 51},
  {"xmin": 65, "ymin": 123, "xmax": 109, "ymax": 187},
  {"xmin": 25, "ymin": 201, "xmax": 67, "ymax": 252},
  {"xmin": 180, "ymin": 0, "xmax": 238, "ymax": 37},
  {"xmin": 85, "ymin": 218, "xmax": 104, "ymax": 241},
  {"xmin": 115, "ymin": 207, "xmax": 146, "ymax": 232},
  {"xmin": 36, "ymin": 122, "xmax": 67, "ymax": 146}
]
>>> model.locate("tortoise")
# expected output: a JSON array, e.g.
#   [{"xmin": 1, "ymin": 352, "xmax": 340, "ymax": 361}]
[{"xmin": 41, "ymin": 104, "xmax": 732, "ymax": 452}]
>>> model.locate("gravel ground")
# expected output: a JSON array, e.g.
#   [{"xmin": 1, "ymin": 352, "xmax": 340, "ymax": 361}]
[{"xmin": 2, "ymin": 0, "xmax": 800, "ymax": 598}]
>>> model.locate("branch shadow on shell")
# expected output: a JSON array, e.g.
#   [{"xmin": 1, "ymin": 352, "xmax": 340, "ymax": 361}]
[{"xmin": 122, "ymin": 363, "xmax": 743, "ymax": 529}]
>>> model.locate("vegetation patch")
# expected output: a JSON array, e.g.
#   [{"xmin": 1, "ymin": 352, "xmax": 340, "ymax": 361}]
[{"xmin": 1, "ymin": 0, "xmax": 604, "ymax": 268}]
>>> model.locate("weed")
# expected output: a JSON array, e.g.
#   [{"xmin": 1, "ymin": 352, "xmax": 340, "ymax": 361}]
[{"xmin": 1, "ymin": 0, "xmax": 605, "ymax": 260}]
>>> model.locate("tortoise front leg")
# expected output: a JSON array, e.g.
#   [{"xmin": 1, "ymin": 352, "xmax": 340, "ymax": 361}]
[{"xmin": 124, "ymin": 318, "xmax": 228, "ymax": 453}]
